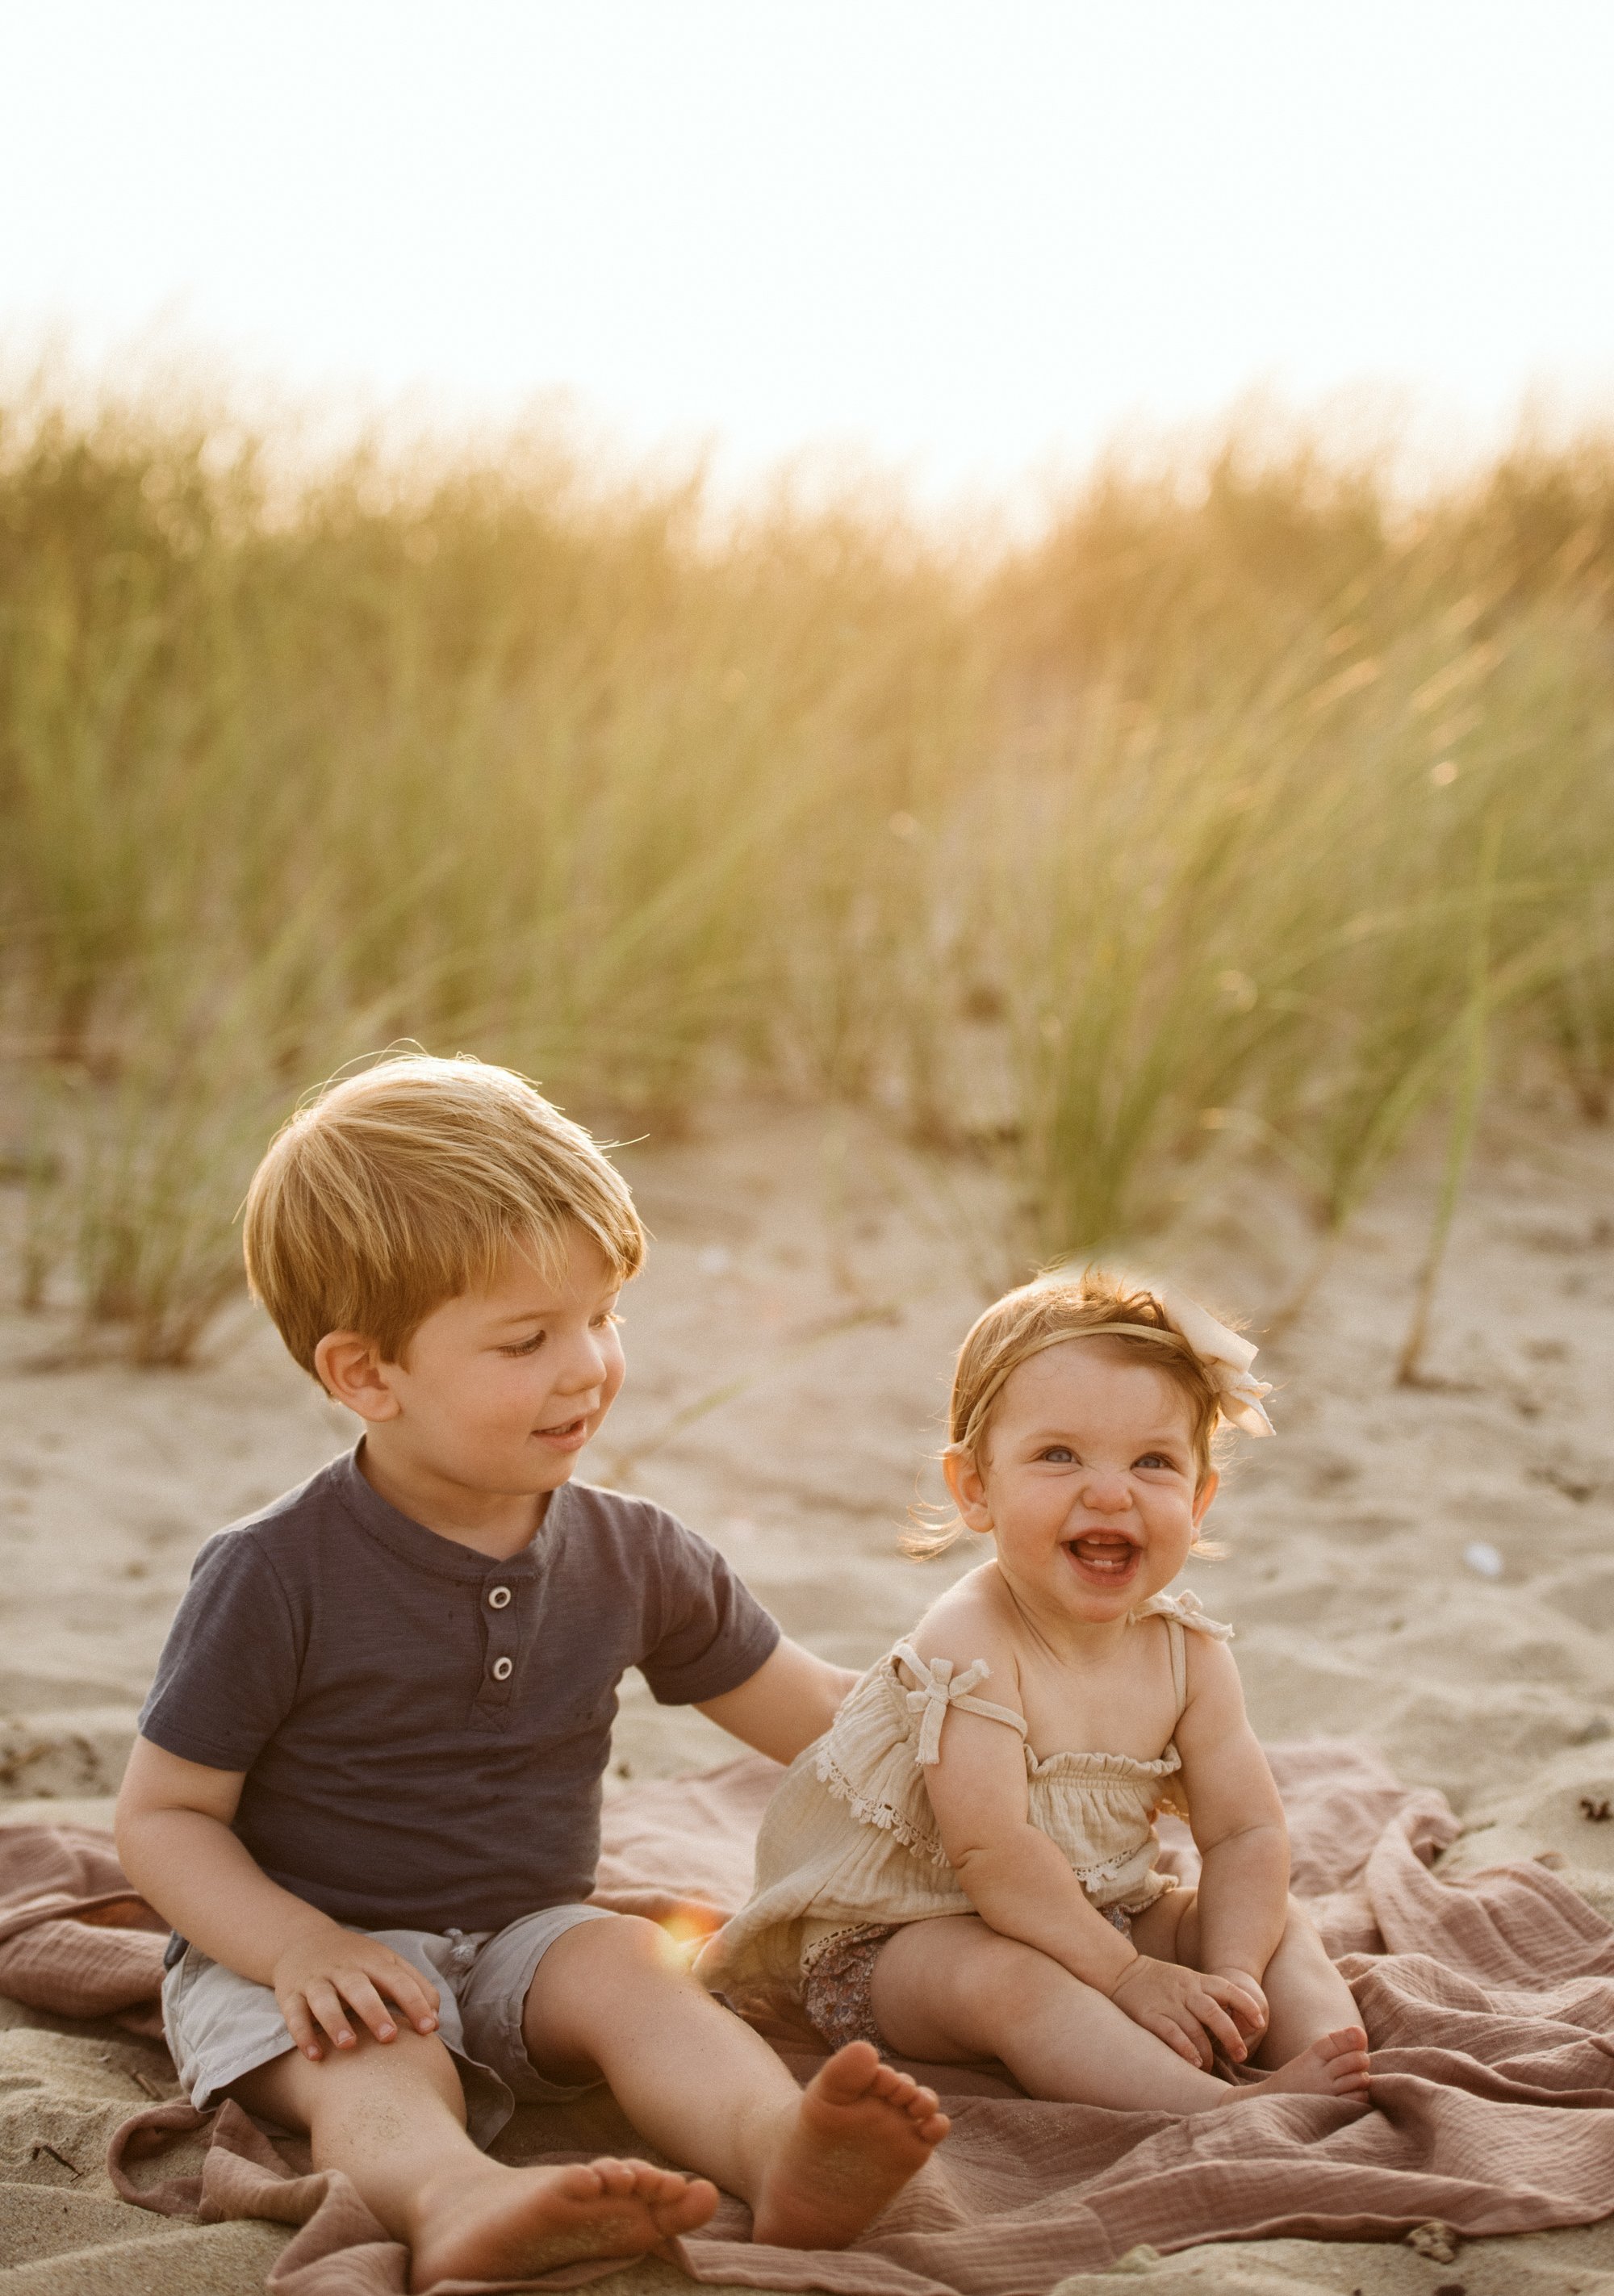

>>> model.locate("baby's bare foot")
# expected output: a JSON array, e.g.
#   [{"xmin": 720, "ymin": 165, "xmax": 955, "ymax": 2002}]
[
  {"xmin": 406, "ymin": 2156, "xmax": 717, "ymax": 2292},
  {"xmin": 1219, "ymin": 2026, "xmax": 1371, "ymax": 2109},
  {"xmin": 750, "ymin": 2040, "xmax": 949, "ymax": 2250}
]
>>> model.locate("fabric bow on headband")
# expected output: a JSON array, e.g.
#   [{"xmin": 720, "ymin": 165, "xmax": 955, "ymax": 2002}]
[
  {"xmin": 1016, "ymin": 1278, "xmax": 1276, "ymax": 1438},
  {"xmin": 1148, "ymin": 1284, "xmax": 1275, "ymax": 1438}
]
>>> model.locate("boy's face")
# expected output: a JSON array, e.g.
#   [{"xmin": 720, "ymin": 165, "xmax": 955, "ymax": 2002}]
[{"xmin": 374, "ymin": 1227, "xmax": 626, "ymax": 1499}]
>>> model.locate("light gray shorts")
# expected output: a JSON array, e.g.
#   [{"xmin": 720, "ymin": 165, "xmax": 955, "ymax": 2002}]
[{"xmin": 162, "ymin": 1902, "xmax": 614, "ymax": 2150}]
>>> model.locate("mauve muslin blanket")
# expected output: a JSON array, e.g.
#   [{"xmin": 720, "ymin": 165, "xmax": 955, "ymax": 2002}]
[{"xmin": 3, "ymin": 1740, "xmax": 1612, "ymax": 2296}]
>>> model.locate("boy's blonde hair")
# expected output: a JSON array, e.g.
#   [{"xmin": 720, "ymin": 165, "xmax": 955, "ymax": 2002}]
[
  {"xmin": 909, "ymin": 1269, "xmax": 1226, "ymax": 1557},
  {"xmin": 243, "ymin": 1054, "xmax": 646, "ymax": 1374}
]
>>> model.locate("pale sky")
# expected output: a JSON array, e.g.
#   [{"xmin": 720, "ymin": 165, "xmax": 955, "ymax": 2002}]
[{"xmin": 4, "ymin": 1, "xmax": 1613, "ymax": 496}]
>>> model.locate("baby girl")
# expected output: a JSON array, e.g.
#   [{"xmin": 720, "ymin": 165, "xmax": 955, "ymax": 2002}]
[{"xmin": 700, "ymin": 1273, "xmax": 1371, "ymax": 2113}]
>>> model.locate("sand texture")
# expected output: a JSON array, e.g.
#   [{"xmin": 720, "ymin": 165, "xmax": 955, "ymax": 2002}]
[{"xmin": 2, "ymin": 1102, "xmax": 1614, "ymax": 2291}]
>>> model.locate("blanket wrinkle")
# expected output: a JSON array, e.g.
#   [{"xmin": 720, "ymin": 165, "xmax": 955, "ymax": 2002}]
[
  {"xmin": 0, "ymin": 1821, "xmax": 169, "ymax": 2023},
  {"xmin": 4, "ymin": 1742, "xmax": 1614, "ymax": 2295}
]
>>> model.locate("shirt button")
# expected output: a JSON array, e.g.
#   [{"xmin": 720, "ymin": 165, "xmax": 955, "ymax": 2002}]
[
  {"xmin": 487, "ymin": 1586, "xmax": 512, "ymax": 1609},
  {"xmin": 491, "ymin": 1656, "xmax": 513, "ymax": 1682}
]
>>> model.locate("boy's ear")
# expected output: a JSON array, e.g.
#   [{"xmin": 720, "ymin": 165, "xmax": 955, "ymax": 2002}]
[
  {"xmin": 1191, "ymin": 1467, "xmax": 1220, "ymax": 1528},
  {"xmin": 942, "ymin": 1445, "xmax": 993, "ymax": 1535},
  {"xmin": 313, "ymin": 1332, "xmax": 403, "ymax": 1421}
]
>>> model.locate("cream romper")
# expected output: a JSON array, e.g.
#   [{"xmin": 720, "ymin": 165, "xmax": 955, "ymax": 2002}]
[{"xmin": 696, "ymin": 1589, "xmax": 1232, "ymax": 2051}]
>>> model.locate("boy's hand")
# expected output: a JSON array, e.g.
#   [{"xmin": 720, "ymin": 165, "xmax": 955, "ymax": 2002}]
[
  {"xmin": 1107, "ymin": 1955, "xmax": 1265, "ymax": 2069},
  {"xmin": 272, "ymin": 1925, "xmax": 441, "ymax": 2060}
]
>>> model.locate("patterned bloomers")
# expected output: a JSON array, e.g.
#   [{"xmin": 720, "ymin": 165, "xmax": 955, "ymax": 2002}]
[{"xmin": 801, "ymin": 1906, "xmax": 1135, "ymax": 2054}]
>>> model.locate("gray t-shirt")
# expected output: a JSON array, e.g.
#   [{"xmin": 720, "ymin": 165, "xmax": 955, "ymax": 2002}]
[{"xmin": 138, "ymin": 1446, "xmax": 780, "ymax": 1934}]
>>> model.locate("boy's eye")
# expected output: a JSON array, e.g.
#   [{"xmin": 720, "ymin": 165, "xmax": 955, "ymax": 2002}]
[
  {"xmin": 1039, "ymin": 1445, "xmax": 1075, "ymax": 1464},
  {"xmin": 1135, "ymin": 1452, "xmax": 1175, "ymax": 1471},
  {"xmin": 590, "ymin": 1309, "xmax": 621, "ymax": 1329},
  {"xmin": 502, "ymin": 1331, "xmax": 546, "ymax": 1357}
]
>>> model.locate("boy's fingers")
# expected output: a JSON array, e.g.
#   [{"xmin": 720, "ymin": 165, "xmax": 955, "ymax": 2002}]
[
  {"xmin": 378, "ymin": 1960, "xmax": 440, "ymax": 2029},
  {"xmin": 305, "ymin": 1980, "xmax": 356, "ymax": 2048},
  {"xmin": 282, "ymin": 1995, "xmax": 324, "ymax": 2061},
  {"xmin": 339, "ymin": 1972, "xmax": 399, "ymax": 2042}
]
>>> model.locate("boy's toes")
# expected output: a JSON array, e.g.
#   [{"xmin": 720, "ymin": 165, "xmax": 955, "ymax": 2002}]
[
  {"xmin": 585, "ymin": 2158, "xmax": 638, "ymax": 2197},
  {"xmin": 652, "ymin": 2176, "xmax": 720, "ymax": 2237},
  {"xmin": 814, "ymin": 2038, "xmax": 882, "ymax": 2103}
]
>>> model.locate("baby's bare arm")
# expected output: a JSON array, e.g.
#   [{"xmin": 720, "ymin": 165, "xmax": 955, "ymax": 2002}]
[
  {"xmin": 922, "ymin": 1695, "xmax": 1258, "ymax": 2063},
  {"xmin": 1173, "ymin": 1637, "xmax": 1290, "ymax": 1985},
  {"xmin": 696, "ymin": 1637, "xmax": 858, "ymax": 1763},
  {"xmin": 116, "ymin": 1735, "xmax": 440, "ymax": 2059}
]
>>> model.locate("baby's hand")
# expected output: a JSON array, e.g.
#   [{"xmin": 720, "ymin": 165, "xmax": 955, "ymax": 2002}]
[
  {"xmin": 271, "ymin": 1925, "xmax": 441, "ymax": 2060},
  {"xmin": 1107, "ymin": 1955, "xmax": 1266, "ymax": 2069},
  {"xmin": 1204, "ymin": 1964, "xmax": 1269, "ymax": 2045}
]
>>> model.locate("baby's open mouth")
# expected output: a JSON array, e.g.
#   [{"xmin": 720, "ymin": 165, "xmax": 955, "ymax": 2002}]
[{"xmin": 1064, "ymin": 1530, "xmax": 1141, "ymax": 1587}]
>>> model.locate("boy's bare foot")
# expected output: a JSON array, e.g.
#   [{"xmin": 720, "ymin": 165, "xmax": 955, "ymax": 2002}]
[
  {"xmin": 1217, "ymin": 2025, "xmax": 1371, "ymax": 2109},
  {"xmin": 750, "ymin": 2040, "xmax": 950, "ymax": 2250},
  {"xmin": 406, "ymin": 2155, "xmax": 717, "ymax": 2293}
]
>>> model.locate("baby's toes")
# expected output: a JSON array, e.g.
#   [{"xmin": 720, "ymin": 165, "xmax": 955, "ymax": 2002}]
[
  {"xmin": 587, "ymin": 2159, "xmax": 636, "ymax": 2197},
  {"xmin": 905, "ymin": 2084, "xmax": 940, "ymax": 2122}
]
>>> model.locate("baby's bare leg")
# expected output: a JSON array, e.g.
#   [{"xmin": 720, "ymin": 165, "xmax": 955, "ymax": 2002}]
[
  {"xmin": 1133, "ymin": 1891, "xmax": 1369, "ymax": 2095},
  {"xmin": 1142, "ymin": 1892, "xmax": 1366, "ymax": 2064},
  {"xmin": 1248, "ymin": 1901, "xmax": 1365, "ymax": 2069},
  {"xmin": 522, "ymin": 1913, "xmax": 947, "ymax": 2248},
  {"xmin": 233, "ymin": 2030, "xmax": 714, "ymax": 2294},
  {"xmin": 869, "ymin": 1913, "xmax": 1232, "ymax": 2112},
  {"xmin": 873, "ymin": 1913, "xmax": 1369, "ymax": 2112}
]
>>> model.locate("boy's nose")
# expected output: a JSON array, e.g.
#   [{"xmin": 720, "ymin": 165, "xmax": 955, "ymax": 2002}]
[{"xmin": 556, "ymin": 1333, "xmax": 610, "ymax": 1395}]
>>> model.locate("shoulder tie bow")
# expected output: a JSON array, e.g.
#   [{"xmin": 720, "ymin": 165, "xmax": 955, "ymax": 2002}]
[{"xmin": 903, "ymin": 1654, "xmax": 992, "ymax": 1766}]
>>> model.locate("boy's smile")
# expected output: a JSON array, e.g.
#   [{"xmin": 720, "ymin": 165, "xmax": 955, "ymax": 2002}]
[{"xmin": 316, "ymin": 1226, "xmax": 626, "ymax": 1555}]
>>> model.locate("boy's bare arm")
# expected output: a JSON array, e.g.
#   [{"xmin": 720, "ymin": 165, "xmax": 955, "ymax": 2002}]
[
  {"xmin": 116, "ymin": 1735, "xmax": 440, "ymax": 2060},
  {"xmin": 695, "ymin": 1638, "xmax": 858, "ymax": 1763}
]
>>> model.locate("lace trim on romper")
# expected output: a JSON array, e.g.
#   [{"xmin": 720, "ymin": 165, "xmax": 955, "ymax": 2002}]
[{"xmin": 796, "ymin": 1593, "xmax": 1232, "ymax": 2054}]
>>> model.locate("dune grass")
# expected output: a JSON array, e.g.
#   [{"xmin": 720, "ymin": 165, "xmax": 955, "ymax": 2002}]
[{"xmin": 2, "ymin": 381, "xmax": 1612, "ymax": 1360}]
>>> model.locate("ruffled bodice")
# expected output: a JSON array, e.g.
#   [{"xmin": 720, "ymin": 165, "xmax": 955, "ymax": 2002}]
[{"xmin": 696, "ymin": 1589, "xmax": 1232, "ymax": 2013}]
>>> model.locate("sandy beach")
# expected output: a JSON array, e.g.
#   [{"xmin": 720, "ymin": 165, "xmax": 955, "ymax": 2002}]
[{"xmin": 4, "ymin": 1097, "xmax": 1614, "ymax": 2293}]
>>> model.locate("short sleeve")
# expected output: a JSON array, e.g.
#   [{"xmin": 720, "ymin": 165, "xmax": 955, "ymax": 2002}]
[
  {"xmin": 638, "ymin": 1516, "xmax": 780, "ymax": 1706},
  {"xmin": 137, "ymin": 1531, "xmax": 304, "ymax": 1771}
]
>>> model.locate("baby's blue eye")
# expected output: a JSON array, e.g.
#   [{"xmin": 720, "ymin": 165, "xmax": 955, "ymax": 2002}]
[
  {"xmin": 1040, "ymin": 1445, "xmax": 1074, "ymax": 1463},
  {"xmin": 1135, "ymin": 1452, "xmax": 1173, "ymax": 1470},
  {"xmin": 504, "ymin": 1331, "xmax": 546, "ymax": 1356}
]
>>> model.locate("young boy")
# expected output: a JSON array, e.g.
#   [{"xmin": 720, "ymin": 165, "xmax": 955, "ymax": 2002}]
[{"xmin": 115, "ymin": 1056, "xmax": 948, "ymax": 2290}]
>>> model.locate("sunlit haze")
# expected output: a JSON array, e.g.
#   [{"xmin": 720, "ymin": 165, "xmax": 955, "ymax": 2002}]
[{"xmin": 4, "ymin": 0, "xmax": 1614, "ymax": 494}]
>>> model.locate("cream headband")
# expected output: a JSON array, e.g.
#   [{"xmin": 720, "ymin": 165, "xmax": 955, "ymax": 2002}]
[{"xmin": 960, "ymin": 1285, "xmax": 1275, "ymax": 1449}]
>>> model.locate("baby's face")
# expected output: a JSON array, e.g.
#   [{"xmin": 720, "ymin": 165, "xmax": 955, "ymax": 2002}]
[{"xmin": 962, "ymin": 1342, "xmax": 1214, "ymax": 1623}]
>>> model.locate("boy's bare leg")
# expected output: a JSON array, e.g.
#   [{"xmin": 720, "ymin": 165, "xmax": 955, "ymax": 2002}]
[
  {"xmin": 522, "ymin": 1915, "xmax": 949, "ymax": 2248},
  {"xmin": 232, "ymin": 2027, "xmax": 717, "ymax": 2294},
  {"xmin": 868, "ymin": 1914, "xmax": 1367, "ymax": 2112},
  {"xmin": 1135, "ymin": 1891, "xmax": 1368, "ymax": 2075}
]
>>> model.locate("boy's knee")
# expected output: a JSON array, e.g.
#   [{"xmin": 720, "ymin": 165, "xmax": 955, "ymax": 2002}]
[{"xmin": 562, "ymin": 1910, "xmax": 686, "ymax": 1980}]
